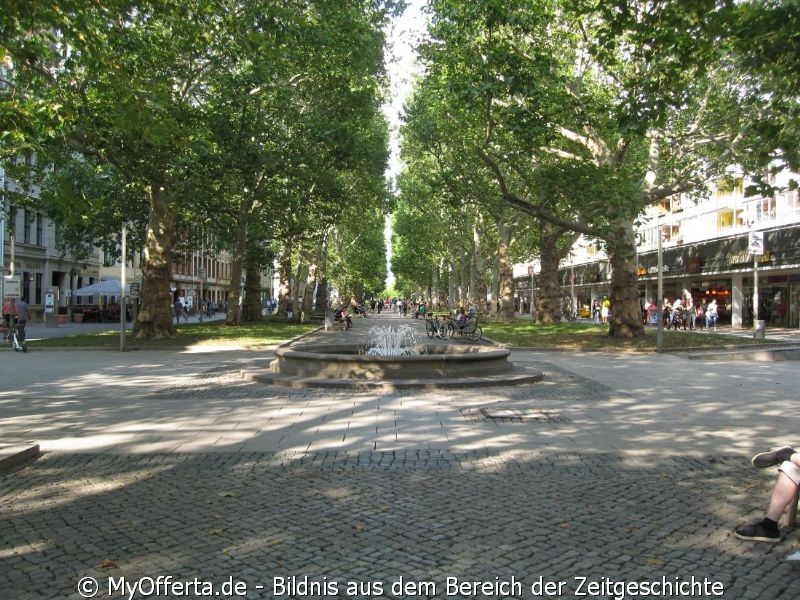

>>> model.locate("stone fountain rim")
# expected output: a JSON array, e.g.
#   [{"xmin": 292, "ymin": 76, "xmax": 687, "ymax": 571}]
[{"xmin": 275, "ymin": 343, "xmax": 510, "ymax": 363}]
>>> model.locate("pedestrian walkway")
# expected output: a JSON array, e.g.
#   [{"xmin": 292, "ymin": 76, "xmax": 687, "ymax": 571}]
[
  {"xmin": 22, "ymin": 310, "xmax": 227, "ymax": 341},
  {"xmin": 1, "ymin": 311, "xmax": 799, "ymax": 598}
]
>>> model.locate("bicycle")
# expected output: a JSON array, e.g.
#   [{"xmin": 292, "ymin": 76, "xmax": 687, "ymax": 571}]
[
  {"xmin": 425, "ymin": 313, "xmax": 450, "ymax": 340},
  {"xmin": 447, "ymin": 314, "xmax": 483, "ymax": 341},
  {"xmin": 4, "ymin": 318, "xmax": 27, "ymax": 352}
]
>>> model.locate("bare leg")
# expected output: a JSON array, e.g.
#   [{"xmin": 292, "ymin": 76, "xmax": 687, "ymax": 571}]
[{"xmin": 766, "ymin": 471, "xmax": 799, "ymax": 523}]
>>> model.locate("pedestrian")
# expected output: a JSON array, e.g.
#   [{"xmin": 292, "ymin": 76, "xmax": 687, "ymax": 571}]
[
  {"xmin": 706, "ymin": 299, "xmax": 718, "ymax": 331},
  {"xmin": 14, "ymin": 298, "xmax": 30, "ymax": 325},
  {"xmin": 670, "ymin": 296, "xmax": 683, "ymax": 329},
  {"xmin": 734, "ymin": 446, "xmax": 799, "ymax": 543},
  {"xmin": 601, "ymin": 297, "xmax": 610, "ymax": 324},
  {"xmin": 695, "ymin": 301, "xmax": 706, "ymax": 331},
  {"xmin": 684, "ymin": 296, "xmax": 695, "ymax": 330},
  {"xmin": 2, "ymin": 297, "xmax": 12, "ymax": 327},
  {"xmin": 647, "ymin": 298, "xmax": 658, "ymax": 325},
  {"xmin": 174, "ymin": 298, "xmax": 184, "ymax": 324}
]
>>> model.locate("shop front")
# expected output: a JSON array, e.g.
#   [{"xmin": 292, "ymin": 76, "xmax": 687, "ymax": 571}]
[{"xmin": 636, "ymin": 226, "xmax": 800, "ymax": 329}]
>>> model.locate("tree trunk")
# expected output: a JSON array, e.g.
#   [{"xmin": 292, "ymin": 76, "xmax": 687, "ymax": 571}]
[
  {"xmin": 302, "ymin": 262, "xmax": 317, "ymax": 317},
  {"xmin": 133, "ymin": 185, "xmax": 177, "ymax": 339},
  {"xmin": 472, "ymin": 216, "xmax": 489, "ymax": 313},
  {"xmin": 495, "ymin": 209, "xmax": 515, "ymax": 321},
  {"xmin": 241, "ymin": 250, "xmax": 262, "ymax": 322},
  {"xmin": 459, "ymin": 247, "xmax": 469, "ymax": 306},
  {"xmin": 608, "ymin": 219, "xmax": 645, "ymax": 337},
  {"xmin": 536, "ymin": 222, "xmax": 564, "ymax": 324},
  {"xmin": 225, "ymin": 194, "xmax": 253, "ymax": 326},
  {"xmin": 292, "ymin": 259, "xmax": 304, "ymax": 322},
  {"xmin": 432, "ymin": 263, "xmax": 439, "ymax": 307},
  {"xmin": 276, "ymin": 243, "xmax": 292, "ymax": 317},
  {"xmin": 316, "ymin": 233, "xmax": 329, "ymax": 310}
]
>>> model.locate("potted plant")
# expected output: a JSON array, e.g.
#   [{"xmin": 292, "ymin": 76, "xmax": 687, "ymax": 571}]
[
  {"xmin": 72, "ymin": 307, "xmax": 84, "ymax": 323},
  {"xmin": 57, "ymin": 306, "xmax": 68, "ymax": 325}
]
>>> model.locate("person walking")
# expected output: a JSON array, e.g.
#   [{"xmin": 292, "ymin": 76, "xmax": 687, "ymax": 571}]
[
  {"xmin": 2, "ymin": 297, "xmax": 12, "ymax": 327},
  {"xmin": 174, "ymin": 298, "xmax": 184, "ymax": 324},
  {"xmin": 695, "ymin": 300, "xmax": 706, "ymax": 331},
  {"xmin": 14, "ymin": 298, "xmax": 30, "ymax": 325},
  {"xmin": 684, "ymin": 296, "xmax": 695, "ymax": 330},
  {"xmin": 706, "ymin": 299, "xmax": 718, "ymax": 331}
]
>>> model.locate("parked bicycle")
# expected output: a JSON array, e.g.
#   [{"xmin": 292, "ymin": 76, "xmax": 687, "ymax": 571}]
[
  {"xmin": 447, "ymin": 313, "xmax": 483, "ymax": 341},
  {"xmin": 425, "ymin": 313, "xmax": 450, "ymax": 340}
]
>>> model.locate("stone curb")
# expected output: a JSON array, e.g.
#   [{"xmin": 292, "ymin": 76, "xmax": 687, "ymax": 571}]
[
  {"xmin": 0, "ymin": 444, "xmax": 41, "ymax": 474},
  {"xmin": 244, "ymin": 364, "xmax": 545, "ymax": 390}
]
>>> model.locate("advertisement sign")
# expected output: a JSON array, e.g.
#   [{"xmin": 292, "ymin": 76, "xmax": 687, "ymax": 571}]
[
  {"xmin": 749, "ymin": 231, "xmax": 765, "ymax": 255},
  {"xmin": 3, "ymin": 276, "xmax": 21, "ymax": 298}
]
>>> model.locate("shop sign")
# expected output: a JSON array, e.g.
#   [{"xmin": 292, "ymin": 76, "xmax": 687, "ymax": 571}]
[{"xmin": 727, "ymin": 250, "xmax": 751, "ymax": 265}]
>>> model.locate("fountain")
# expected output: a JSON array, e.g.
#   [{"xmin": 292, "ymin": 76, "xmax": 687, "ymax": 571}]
[
  {"xmin": 365, "ymin": 325, "xmax": 423, "ymax": 356},
  {"xmin": 254, "ymin": 322, "xmax": 545, "ymax": 390}
]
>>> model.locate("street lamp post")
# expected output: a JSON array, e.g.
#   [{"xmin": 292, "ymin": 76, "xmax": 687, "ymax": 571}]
[
  {"xmin": 749, "ymin": 228, "xmax": 764, "ymax": 339},
  {"xmin": 120, "ymin": 223, "xmax": 126, "ymax": 352},
  {"xmin": 528, "ymin": 264, "xmax": 534, "ymax": 319},
  {"xmin": 0, "ymin": 207, "xmax": 5, "ymax": 307}
]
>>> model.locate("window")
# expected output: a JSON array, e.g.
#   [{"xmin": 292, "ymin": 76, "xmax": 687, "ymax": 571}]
[
  {"xmin": 35, "ymin": 273, "xmax": 42, "ymax": 304},
  {"xmin": 714, "ymin": 177, "xmax": 744, "ymax": 197},
  {"xmin": 36, "ymin": 212, "xmax": 43, "ymax": 245},
  {"xmin": 22, "ymin": 272, "xmax": 30, "ymax": 302},
  {"xmin": 746, "ymin": 197, "xmax": 777, "ymax": 224},
  {"xmin": 23, "ymin": 210, "xmax": 32, "ymax": 243},
  {"xmin": 661, "ymin": 224, "xmax": 680, "ymax": 242},
  {"xmin": 717, "ymin": 209, "xmax": 734, "ymax": 230}
]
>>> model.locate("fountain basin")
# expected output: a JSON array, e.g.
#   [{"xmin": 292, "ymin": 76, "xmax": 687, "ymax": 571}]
[{"xmin": 271, "ymin": 343, "xmax": 515, "ymax": 380}]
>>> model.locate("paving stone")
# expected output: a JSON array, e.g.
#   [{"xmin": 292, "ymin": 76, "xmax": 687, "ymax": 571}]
[{"xmin": 1, "ymin": 451, "xmax": 799, "ymax": 599}]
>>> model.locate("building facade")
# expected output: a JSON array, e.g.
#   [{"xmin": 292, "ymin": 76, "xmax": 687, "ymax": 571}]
[
  {"xmin": 517, "ymin": 169, "xmax": 800, "ymax": 329},
  {"xmin": 2, "ymin": 164, "xmax": 238, "ymax": 321},
  {"xmin": 1, "ymin": 164, "xmax": 106, "ymax": 320}
]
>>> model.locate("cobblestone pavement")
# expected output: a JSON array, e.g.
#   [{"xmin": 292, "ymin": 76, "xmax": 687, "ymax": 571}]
[
  {"xmin": 2, "ymin": 314, "xmax": 800, "ymax": 598},
  {"xmin": 2, "ymin": 451, "xmax": 798, "ymax": 599}
]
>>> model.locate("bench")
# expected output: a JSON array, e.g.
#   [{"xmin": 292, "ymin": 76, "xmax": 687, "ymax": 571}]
[{"xmin": 308, "ymin": 313, "xmax": 347, "ymax": 330}]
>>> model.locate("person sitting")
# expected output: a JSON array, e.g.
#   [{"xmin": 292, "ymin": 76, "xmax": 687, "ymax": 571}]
[
  {"xmin": 454, "ymin": 307, "xmax": 468, "ymax": 330},
  {"xmin": 414, "ymin": 302, "xmax": 427, "ymax": 319},
  {"xmin": 734, "ymin": 446, "xmax": 800, "ymax": 542},
  {"xmin": 333, "ymin": 306, "xmax": 352, "ymax": 329}
]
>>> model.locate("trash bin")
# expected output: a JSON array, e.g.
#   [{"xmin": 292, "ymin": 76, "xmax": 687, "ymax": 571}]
[{"xmin": 754, "ymin": 319, "xmax": 766, "ymax": 340}]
